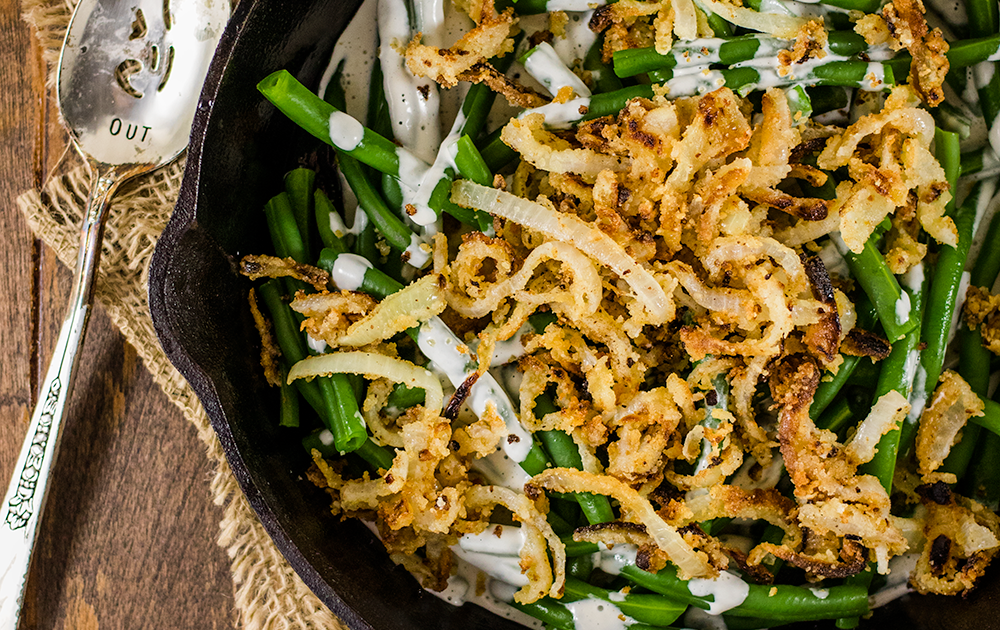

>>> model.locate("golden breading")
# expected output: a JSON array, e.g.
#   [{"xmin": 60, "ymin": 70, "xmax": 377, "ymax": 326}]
[
  {"xmin": 880, "ymin": 0, "xmax": 950, "ymax": 106},
  {"xmin": 964, "ymin": 285, "xmax": 1000, "ymax": 355},
  {"xmin": 247, "ymin": 288, "xmax": 282, "ymax": 387},
  {"xmin": 240, "ymin": 254, "xmax": 330, "ymax": 291},
  {"xmin": 458, "ymin": 62, "xmax": 549, "ymax": 108},
  {"xmin": 912, "ymin": 489, "xmax": 1000, "ymax": 595},
  {"xmin": 289, "ymin": 290, "xmax": 377, "ymax": 347},
  {"xmin": 817, "ymin": 86, "xmax": 954, "ymax": 252},
  {"xmin": 769, "ymin": 355, "xmax": 906, "ymax": 574},
  {"xmin": 916, "ymin": 371, "xmax": 985, "ymax": 477},
  {"xmin": 526, "ymin": 468, "xmax": 715, "ymax": 579},
  {"xmin": 405, "ymin": 9, "xmax": 516, "ymax": 88}
]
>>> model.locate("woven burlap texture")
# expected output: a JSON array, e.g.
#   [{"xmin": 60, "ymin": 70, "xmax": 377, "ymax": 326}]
[{"xmin": 17, "ymin": 1, "xmax": 345, "ymax": 628}]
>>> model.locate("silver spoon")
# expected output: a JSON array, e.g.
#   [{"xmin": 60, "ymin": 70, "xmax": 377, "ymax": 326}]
[{"xmin": 0, "ymin": 0, "xmax": 228, "ymax": 626}]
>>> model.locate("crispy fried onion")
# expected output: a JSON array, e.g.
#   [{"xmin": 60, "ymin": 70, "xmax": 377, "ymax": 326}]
[
  {"xmin": 751, "ymin": 537, "xmax": 868, "ymax": 579},
  {"xmin": 290, "ymin": 290, "xmax": 377, "ymax": 347},
  {"xmin": 913, "ymin": 491, "xmax": 1000, "ymax": 595},
  {"xmin": 880, "ymin": 0, "xmax": 949, "ymax": 107},
  {"xmin": 241, "ymin": 254, "xmax": 330, "ymax": 291},
  {"xmin": 444, "ymin": 235, "xmax": 603, "ymax": 320},
  {"xmin": 741, "ymin": 89, "xmax": 829, "ymax": 222},
  {"xmin": 770, "ymin": 355, "xmax": 907, "ymax": 574},
  {"xmin": 684, "ymin": 485, "xmax": 803, "ymax": 551},
  {"xmin": 687, "ymin": 0, "xmax": 809, "ymax": 37},
  {"xmin": 464, "ymin": 484, "xmax": 566, "ymax": 603},
  {"xmin": 964, "ymin": 285, "xmax": 1000, "ymax": 355},
  {"xmin": 607, "ymin": 388, "xmax": 684, "ymax": 483},
  {"xmin": 817, "ymin": 85, "xmax": 954, "ymax": 252},
  {"xmin": 288, "ymin": 351, "xmax": 444, "ymax": 417},
  {"xmin": 916, "ymin": 371, "xmax": 985, "ymax": 477},
  {"xmin": 247, "ymin": 288, "xmax": 282, "ymax": 387},
  {"xmin": 338, "ymin": 274, "xmax": 446, "ymax": 347},
  {"xmin": 680, "ymin": 235, "xmax": 815, "ymax": 363},
  {"xmin": 526, "ymin": 468, "xmax": 714, "ymax": 578},
  {"xmin": 502, "ymin": 114, "xmax": 631, "ymax": 181},
  {"xmin": 843, "ymin": 390, "xmax": 909, "ymax": 466},
  {"xmin": 667, "ymin": 261, "xmax": 759, "ymax": 330},
  {"xmin": 363, "ymin": 378, "xmax": 404, "ymax": 448},
  {"xmin": 452, "ymin": 180, "xmax": 673, "ymax": 323},
  {"xmin": 517, "ymin": 355, "xmax": 595, "ymax": 432},
  {"xmin": 666, "ymin": 419, "xmax": 744, "ymax": 491},
  {"xmin": 404, "ymin": 9, "xmax": 515, "ymax": 89}
]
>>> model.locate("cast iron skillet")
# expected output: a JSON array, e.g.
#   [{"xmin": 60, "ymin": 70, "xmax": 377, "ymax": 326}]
[{"xmin": 148, "ymin": 0, "xmax": 1000, "ymax": 627}]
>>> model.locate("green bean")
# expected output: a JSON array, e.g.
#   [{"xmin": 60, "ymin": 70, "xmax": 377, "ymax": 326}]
[
  {"xmin": 964, "ymin": 431, "xmax": 1000, "ymax": 510},
  {"xmin": 962, "ymin": 148, "xmax": 986, "ymax": 176},
  {"xmin": 520, "ymin": 437, "xmax": 554, "ymax": 476},
  {"xmin": 386, "ymin": 382, "xmax": 426, "ymax": 408},
  {"xmin": 920, "ymin": 136, "xmax": 973, "ymax": 390},
  {"xmin": 562, "ymin": 536, "xmax": 600, "ymax": 557},
  {"xmin": 972, "ymin": 210, "xmax": 1000, "ymax": 288},
  {"xmin": 264, "ymin": 193, "xmax": 308, "ymax": 263},
  {"xmin": 815, "ymin": 396, "xmax": 857, "ymax": 433},
  {"xmin": 566, "ymin": 554, "xmax": 594, "ymax": 581},
  {"xmin": 810, "ymin": 294, "xmax": 877, "ymax": 419},
  {"xmin": 455, "ymin": 135, "xmax": 494, "ymax": 185},
  {"xmin": 511, "ymin": 598, "xmax": 574, "ymax": 628},
  {"xmin": 314, "ymin": 189, "xmax": 349, "ymax": 254},
  {"xmin": 563, "ymin": 577, "xmax": 686, "ymax": 627},
  {"xmin": 970, "ymin": 399, "xmax": 1000, "ymax": 437},
  {"xmin": 584, "ymin": 35, "xmax": 624, "ymax": 94},
  {"xmin": 968, "ymin": 0, "xmax": 999, "ymax": 37},
  {"xmin": 620, "ymin": 564, "xmax": 870, "ymax": 621},
  {"xmin": 478, "ymin": 129, "xmax": 519, "ymax": 172},
  {"xmin": 309, "ymin": 356, "xmax": 369, "ymax": 454},
  {"xmin": 279, "ymin": 364, "xmax": 300, "ymax": 428},
  {"xmin": 584, "ymin": 84, "xmax": 656, "ymax": 120},
  {"xmin": 492, "ymin": 0, "xmax": 546, "ymax": 14},
  {"xmin": 355, "ymin": 221, "xmax": 381, "ymax": 263},
  {"xmin": 284, "ymin": 168, "xmax": 316, "ymax": 261},
  {"xmin": 304, "ymin": 430, "xmax": 395, "ymax": 471},
  {"xmin": 366, "ymin": 58, "xmax": 393, "ymax": 139},
  {"xmin": 355, "ymin": 438, "xmax": 395, "ymax": 470},
  {"xmin": 613, "ymin": 32, "xmax": 868, "ymax": 79},
  {"xmin": 338, "ymin": 152, "xmax": 415, "ymax": 253},
  {"xmin": 259, "ymin": 276, "xmax": 366, "ymax": 452},
  {"xmin": 836, "ymin": 232, "xmax": 915, "ymax": 342},
  {"xmin": 258, "ymin": 281, "xmax": 325, "ymax": 416},
  {"xmin": 859, "ymin": 279, "xmax": 926, "ymax": 492},
  {"xmin": 536, "ymin": 394, "xmax": 616, "ymax": 524},
  {"xmin": 259, "ymin": 70, "xmax": 424, "ymax": 178}
]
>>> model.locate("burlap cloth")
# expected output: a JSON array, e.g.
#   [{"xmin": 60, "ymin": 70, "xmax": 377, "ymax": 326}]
[{"xmin": 17, "ymin": 1, "xmax": 345, "ymax": 628}]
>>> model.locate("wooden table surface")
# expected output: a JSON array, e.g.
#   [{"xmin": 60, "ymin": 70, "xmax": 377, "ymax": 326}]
[{"xmin": 0, "ymin": 1, "xmax": 237, "ymax": 628}]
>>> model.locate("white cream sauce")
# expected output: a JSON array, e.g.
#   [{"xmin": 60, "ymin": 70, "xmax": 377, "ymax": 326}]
[
  {"xmin": 460, "ymin": 524, "xmax": 527, "ymax": 555},
  {"xmin": 306, "ymin": 334, "xmax": 329, "ymax": 354},
  {"xmin": 687, "ymin": 572, "xmax": 750, "ymax": 615},
  {"xmin": 591, "ymin": 545, "xmax": 639, "ymax": 575},
  {"xmin": 565, "ymin": 598, "xmax": 635, "ymax": 630},
  {"xmin": 894, "ymin": 291, "xmax": 912, "ymax": 325},
  {"xmin": 378, "ymin": 0, "xmax": 441, "ymax": 164},
  {"xmin": 523, "ymin": 42, "xmax": 592, "ymax": 98},
  {"xmin": 417, "ymin": 318, "xmax": 534, "ymax": 470},
  {"xmin": 328, "ymin": 111, "xmax": 365, "ymax": 150},
  {"xmin": 330, "ymin": 253, "xmax": 373, "ymax": 291}
]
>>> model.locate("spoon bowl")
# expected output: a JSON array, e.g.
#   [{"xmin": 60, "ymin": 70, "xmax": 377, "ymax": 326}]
[{"xmin": 0, "ymin": 0, "xmax": 227, "ymax": 627}]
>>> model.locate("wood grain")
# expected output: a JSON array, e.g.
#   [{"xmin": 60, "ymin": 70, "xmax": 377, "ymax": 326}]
[{"xmin": 0, "ymin": 1, "xmax": 236, "ymax": 628}]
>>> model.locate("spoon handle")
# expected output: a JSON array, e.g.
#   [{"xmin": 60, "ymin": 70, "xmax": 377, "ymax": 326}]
[{"xmin": 0, "ymin": 162, "xmax": 132, "ymax": 629}]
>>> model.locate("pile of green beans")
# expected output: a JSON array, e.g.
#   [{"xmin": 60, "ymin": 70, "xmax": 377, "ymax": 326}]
[{"xmin": 245, "ymin": 1, "xmax": 1000, "ymax": 628}]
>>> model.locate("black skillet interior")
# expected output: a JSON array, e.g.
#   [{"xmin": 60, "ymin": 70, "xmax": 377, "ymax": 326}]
[{"xmin": 147, "ymin": 0, "xmax": 1000, "ymax": 627}]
